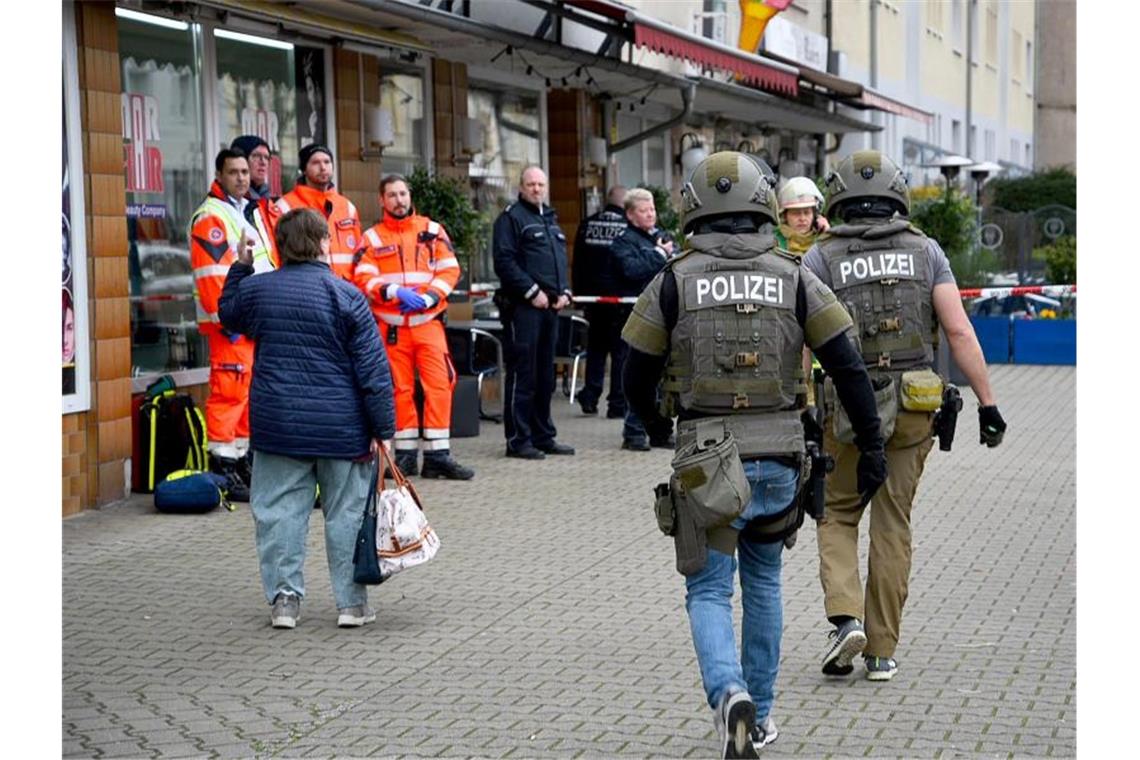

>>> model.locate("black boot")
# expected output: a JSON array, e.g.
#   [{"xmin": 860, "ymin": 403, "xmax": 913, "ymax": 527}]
[
  {"xmin": 209, "ymin": 453, "xmax": 250, "ymax": 502},
  {"xmin": 392, "ymin": 451, "xmax": 418, "ymax": 477},
  {"xmin": 421, "ymin": 452, "xmax": 475, "ymax": 480}
]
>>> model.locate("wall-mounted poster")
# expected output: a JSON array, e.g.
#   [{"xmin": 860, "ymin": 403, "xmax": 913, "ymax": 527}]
[
  {"xmin": 63, "ymin": 4, "xmax": 90, "ymax": 413},
  {"xmin": 294, "ymin": 46, "xmax": 326, "ymax": 149}
]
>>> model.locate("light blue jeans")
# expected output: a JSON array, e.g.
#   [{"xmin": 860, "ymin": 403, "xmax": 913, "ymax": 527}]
[
  {"xmin": 250, "ymin": 450, "xmax": 372, "ymax": 610},
  {"xmin": 685, "ymin": 458, "xmax": 799, "ymax": 719}
]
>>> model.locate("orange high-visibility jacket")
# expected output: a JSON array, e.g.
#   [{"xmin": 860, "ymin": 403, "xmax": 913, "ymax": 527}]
[
  {"xmin": 190, "ymin": 180, "xmax": 273, "ymax": 336},
  {"xmin": 249, "ymin": 193, "xmax": 283, "ymax": 270},
  {"xmin": 353, "ymin": 213, "xmax": 462, "ymax": 327},
  {"xmin": 275, "ymin": 182, "xmax": 362, "ymax": 279}
]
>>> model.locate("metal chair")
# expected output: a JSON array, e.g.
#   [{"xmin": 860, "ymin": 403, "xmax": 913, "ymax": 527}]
[
  {"xmin": 555, "ymin": 312, "xmax": 590, "ymax": 404},
  {"xmin": 446, "ymin": 325, "xmax": 504, "ymax": 422}
]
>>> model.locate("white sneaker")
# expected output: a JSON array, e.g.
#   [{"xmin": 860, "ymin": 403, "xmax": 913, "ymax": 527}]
[
  {"xmin": 337, "ymin": 605, "xmax": 377, "ymax": 628},
  {"xmin": 714, "ymin": 690, "xmax": 759, "ymax": 759},
  {"xmin": 271, "ymin": 593, "xmax": 300, "ymax": 629},
  {"xmin": 751, "ymin": 715, "xmax": 778, "ymax": 752}
]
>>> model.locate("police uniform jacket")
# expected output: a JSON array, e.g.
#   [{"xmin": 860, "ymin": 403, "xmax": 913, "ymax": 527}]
[
  {"xmin": 572, "ymin": 204, "xmax": 627, "ymax": 296},
  {"xmin": 492, "ymin": 196, "xmax": 572, "ymax": 304},
  {"xmin": 609, "ymin": 224, "xmax": 674, "ymax": 298}
]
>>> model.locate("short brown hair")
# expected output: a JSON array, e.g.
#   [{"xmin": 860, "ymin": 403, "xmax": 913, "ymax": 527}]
[
  {"xmin": 275, "ymin": 208, "xmax": 328, "ymax": 264},
  {"xmin": 379, "ymin": 174, "xmax": 409, "ymax": 196}
]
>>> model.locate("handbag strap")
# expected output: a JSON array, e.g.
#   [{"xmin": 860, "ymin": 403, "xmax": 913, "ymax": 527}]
[
  {"xmin": 378, "ymin": 444, "xmax": 412, "ymax": 491},
  {"xmin": 366, "ymin": 451, "xmax": 381, "ymax": 516}
]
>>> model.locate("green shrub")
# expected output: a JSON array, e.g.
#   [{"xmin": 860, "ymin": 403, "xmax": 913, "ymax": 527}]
[
  {"xmin": 405, "ymin": 166, "xmax": 487, "ymax": 259},
  {"xmin": 1034, "ymin": 235, "xmax": 1076, "ymax": 284},
  {"xmin": 988, "ymin": 168, "xmax": 1076, "ymax": 212},
  {"xmin": 909, "ymin": 189, "xmax": 996, "ymax": 287}
]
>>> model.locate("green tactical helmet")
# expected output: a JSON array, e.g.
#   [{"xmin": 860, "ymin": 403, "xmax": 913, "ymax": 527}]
[
  {"xmin": 681, "ymin": 151, "xmax": 779, "ymax": 233},
  {"xmin": 823, "ymin": 150, "xmax": 910, "ymax": 216}
]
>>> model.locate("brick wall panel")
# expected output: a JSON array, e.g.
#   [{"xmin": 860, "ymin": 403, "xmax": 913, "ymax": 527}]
[
  {"xmin": 85, "ymin": 130, "xmax": 123, "ymax": 175},
  {"xmin": 92, "ymin": 295, "xmax": 129, "ymax": 341},
  {"xmin": 97, "ymin": 461, "xmax": 126, "ymax": 503},
  {"xmin": 92, "ymin": 256, "xmax": 129, "ymax": 299},
  {"xmin": 96, "ymin": 377, "xmax": 131, "ymax": 423},
  {"xmin": 90, "ymin": 215, "xmax": 128, "ymax": 259},
  {"xmin": 88, "ymin": 174, "xmax": 125, "ymax": 218}
]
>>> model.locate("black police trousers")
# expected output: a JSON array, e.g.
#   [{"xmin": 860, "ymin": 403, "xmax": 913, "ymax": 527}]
[
  {"xmin": 500, "ymin": 303, "xmax": 559, "ymax": 451},
  {"xmin": 580, "ymin": 303, "xmax": 632, "ymax": 415}
]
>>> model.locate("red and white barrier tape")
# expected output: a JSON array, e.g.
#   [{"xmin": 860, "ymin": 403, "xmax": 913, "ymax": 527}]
[
  {"xmin": 958, "ymin": 284, "xmax": 1076, "ymax": 299},
  {"xmin": 568, "ymin": 295, "xmax": 640, "ymax": 304}
]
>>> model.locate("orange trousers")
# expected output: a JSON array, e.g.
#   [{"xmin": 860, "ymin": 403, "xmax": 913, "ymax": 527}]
[
  {"xmin": 384, "ymin": 320, "xmax": 456, "ymax": 453},
  {"xmin": 205, "ymin": 331, "xmax": 254, "ymax": 445}
]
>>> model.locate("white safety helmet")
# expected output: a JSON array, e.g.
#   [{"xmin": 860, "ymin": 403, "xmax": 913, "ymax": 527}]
[{"xmin": 777, "ymin": 177, "xmax": 824, "ymax": 213}]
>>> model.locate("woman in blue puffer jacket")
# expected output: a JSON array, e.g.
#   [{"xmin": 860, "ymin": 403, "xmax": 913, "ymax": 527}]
[{"xmin": 220, "ymin": 208, "xmax": 395, "ymax": 631}]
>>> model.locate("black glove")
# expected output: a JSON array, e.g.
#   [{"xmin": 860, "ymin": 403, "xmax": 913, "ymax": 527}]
[
  {"xmin": 978, "ymin": 405, "xmax": 1006, "ymax": 448},
  {"xmin": 856, "ymin": 448, "xmax": 888, "ymax": 506}
]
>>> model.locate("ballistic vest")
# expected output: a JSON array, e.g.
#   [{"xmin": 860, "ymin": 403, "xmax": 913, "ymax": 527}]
[
  {"xmin": 662, "ymin": 234, "xmax": 808, "ymax": 458},
  {"xmin": 815, "ymin": 219, "xmax": 937, "ymax": 372}
]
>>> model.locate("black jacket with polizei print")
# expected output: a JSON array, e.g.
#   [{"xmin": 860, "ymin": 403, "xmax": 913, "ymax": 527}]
[
  {"xmin": 492, "ymin": 196, "xmax": 572, "ymax": 303},
  {"xmin": 572, "ymin": 204, "xmax": 627, "ymax": 296}
]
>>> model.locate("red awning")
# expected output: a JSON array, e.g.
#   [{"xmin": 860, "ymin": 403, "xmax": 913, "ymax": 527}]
[
  {"xmin": 853, "ymin": 89, "xmax": 934, "ymax": 125},
  {"xmin": 631, "ymin": 19, "xmax": 798, "ymax": 96}
]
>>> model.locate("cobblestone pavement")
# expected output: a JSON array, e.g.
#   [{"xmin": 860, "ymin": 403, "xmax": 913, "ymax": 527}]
[{"xmin": 63, "ymin": 364, "xmax": 1075, "ymax": 759}]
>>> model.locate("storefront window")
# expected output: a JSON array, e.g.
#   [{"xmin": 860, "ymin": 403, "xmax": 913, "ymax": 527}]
[
  {"xmin": 468, "ymin": 86, "xmax": 541, "ymax": 281},
  {"xmin": 379, "ymin": 67, "xmax": 426, "ymax": 177},
  {"xmin": 646, "ymin": 133, "xmax": 667, "ymax": 189},
  {"xmin": 214, "ymin": 31, "xmax": 323, "ymax": 194},
  {"xmin": 119, "ymin": 13, "xmax": 208, "ymax": 378}
]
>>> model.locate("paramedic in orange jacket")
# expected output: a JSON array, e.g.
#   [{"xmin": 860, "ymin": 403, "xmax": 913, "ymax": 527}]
[
  {"xmin": 275, "ymin": 144, "xmax": 361, "ymax": 280},
  {"xmin": 189, "ymin": 147, "xmax": 274, "ymax": 501},
  {"xmin": 353, "ymin": 175, "xmax": 475, "ymax": 480},
  {"xmin": 231, "ymin": 134, "xmax": 281, "ymax": 270}
]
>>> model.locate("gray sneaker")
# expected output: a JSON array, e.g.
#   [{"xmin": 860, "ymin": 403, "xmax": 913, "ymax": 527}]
[
  {"xmin": 864, "ymin": 655, "xmax": 899, "ymax": 681},
  {"xmin": 714, "ymin": 690, "xmax": 759, "ymax": 759},
  {"xmin": 337, "ymin": 605, "xmax": 377, "ymax": 628},
  {"xmin": 821, "ymin": 618, "xmax": 867, "ymax": 676},
  {"xmin": 271, "ymin": 593, "xmax": 300, "ymax": 629},
  {"xmin": 750, "ymin": 715, "xmax": 778, "ymax": 752}
]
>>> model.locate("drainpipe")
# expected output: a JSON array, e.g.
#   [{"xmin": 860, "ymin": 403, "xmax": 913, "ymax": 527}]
[
  {"xmin": 607, "ymin": 82, "xmax": 697, "ymax": 156},
  {"xmin": 966, "ymin": 0, "xmax": 973, "ymax": 159},
  {"xmin": 870, "ymin": 0, "xmax": 880, "ymax": 150}
]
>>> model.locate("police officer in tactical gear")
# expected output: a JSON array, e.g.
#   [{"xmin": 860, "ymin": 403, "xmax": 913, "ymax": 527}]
[
  {"xmin": 572, "ymin": 185, "xmax": 629, "ymax": 417},
  {"xmin": 492, "ymin": 165, "xmax": 576, "ymax": 459},
  {"xmin": 805, "ymin": 150, "xmax": 1007, "ymax": 683},
  {"xmin": 622, "ymin": 152, "xmax": 888, "ymax": 758}
]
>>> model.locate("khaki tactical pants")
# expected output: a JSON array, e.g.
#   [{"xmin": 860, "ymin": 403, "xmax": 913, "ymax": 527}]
[{"xmin": 817, "ymin": 409, "xmax": 935, "ymax": 658}]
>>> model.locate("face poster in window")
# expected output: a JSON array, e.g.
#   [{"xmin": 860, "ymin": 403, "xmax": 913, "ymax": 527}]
[
  {"xmin": 295, "ymin": 47, "xmax": 326, "ymax": 149},
  {"xmin": 62, "ymin": 92, "xmax": 75, "ymax": 394}
]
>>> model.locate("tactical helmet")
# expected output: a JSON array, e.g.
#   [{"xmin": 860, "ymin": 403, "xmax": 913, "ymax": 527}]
[
  {"xmin": 823, "ymin": 150, "xmax": 910, "ymax": 216},
  {"xmin": 778, "ymin": 176, "xmax": 824, "ymax": 212},
  {"xmin": 681, "ymin": 151, "xmax": 779, "ymax": 233}
]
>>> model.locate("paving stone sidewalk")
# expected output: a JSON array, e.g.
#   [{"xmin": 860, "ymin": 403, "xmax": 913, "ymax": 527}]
[{"xmin": 63, "ymin": 364, "xmax": 1075, "ymax": 758}]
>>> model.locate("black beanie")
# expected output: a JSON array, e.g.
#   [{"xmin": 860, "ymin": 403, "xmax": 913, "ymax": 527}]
[
  {"xmin": 299, "ymin": 143, "xmax": 333, "ymax": 169},
  {"xmin": 231, "ymin": 134, "xmax": 269, "ymax": 157}
]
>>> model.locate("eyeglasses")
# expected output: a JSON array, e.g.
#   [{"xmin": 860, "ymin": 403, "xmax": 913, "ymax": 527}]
[{"xmin": 249, "ymin": 152, "xmax": 271, "ymax": 162}]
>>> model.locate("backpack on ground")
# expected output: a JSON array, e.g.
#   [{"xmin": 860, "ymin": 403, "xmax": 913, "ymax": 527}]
[
  {"xmin": 137, "ymin": 376, "xmax": 208, "ymax": 493},
  {"xmin": 154, "ymin": 469, "xmax": 232, "ymax": 514}
]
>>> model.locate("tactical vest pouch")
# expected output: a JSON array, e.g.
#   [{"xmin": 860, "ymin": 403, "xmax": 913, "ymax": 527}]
[
  {"xmin": 899, "ymin": 369, "xmax": 944, "ymax": 412},
  {"xmin": 671, "ymin": 418, "xmax": 752, "ymax": 529},
  {"xmin": 828, "ymin": 374, "xmax": 897, "ymax": 445},
  {"xmin": 674, "ymin": 507, "xmax": 708, "ymax": 576},
  {"xmin": 653, "ymin": 481, "xmax": 677, "ymax": 536}
]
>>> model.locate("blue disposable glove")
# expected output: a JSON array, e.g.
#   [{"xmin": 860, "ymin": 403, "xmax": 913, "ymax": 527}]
[{"xmin": 395, "ymin": 287, "xmax": 427, "ymax": 313}]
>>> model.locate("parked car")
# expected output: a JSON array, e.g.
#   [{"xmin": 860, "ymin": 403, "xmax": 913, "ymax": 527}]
[{"xmin": 969, "ymin": 293, "xmax": 1074, "ymax": 319}]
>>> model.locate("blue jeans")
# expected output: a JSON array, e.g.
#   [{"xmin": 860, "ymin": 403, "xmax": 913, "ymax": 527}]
[
  {"xmin": 250, "ymin": 450, "xmax": 372, "ymax": 609},
  {"xmin": 685, "ymin": 458, "xmax": 799, "ymax": 719}
]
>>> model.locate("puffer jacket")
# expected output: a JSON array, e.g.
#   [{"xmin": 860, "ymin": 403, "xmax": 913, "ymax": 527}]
[
  {"xmin": 218, "ymin": 259, "xmax": 396, "ymax": 459},
  {"xmin": 609, "ymin": 224, "xmax": 674, "ymax": 297}
]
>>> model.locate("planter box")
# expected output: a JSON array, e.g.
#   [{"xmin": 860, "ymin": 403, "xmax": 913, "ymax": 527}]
[{"xmin": 1011, "ymin": 319, "xmax": 1076, "ymax": 365}]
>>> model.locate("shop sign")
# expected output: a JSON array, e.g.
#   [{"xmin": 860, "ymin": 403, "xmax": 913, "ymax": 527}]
[{"xmin": 122, "ymin": 92, "xmax": 164, "ymax": 193}]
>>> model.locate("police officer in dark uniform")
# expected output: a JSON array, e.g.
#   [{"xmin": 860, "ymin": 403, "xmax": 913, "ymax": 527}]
[
  {"xmin": 492, "ymin": 165, "xmax": 576, "ymax": 460},
  {"xmin": 572, "ymin": 185, "xmax": 628, "ymax": 416},
  {"xmin": 622, "ymin": 152, "xmax": 888, "ymax": 757}
]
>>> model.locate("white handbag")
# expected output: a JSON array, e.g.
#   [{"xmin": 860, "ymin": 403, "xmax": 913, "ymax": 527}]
[{"xmin": 375, "ymin": 447, "xmax": 440, "ymax": 579}]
